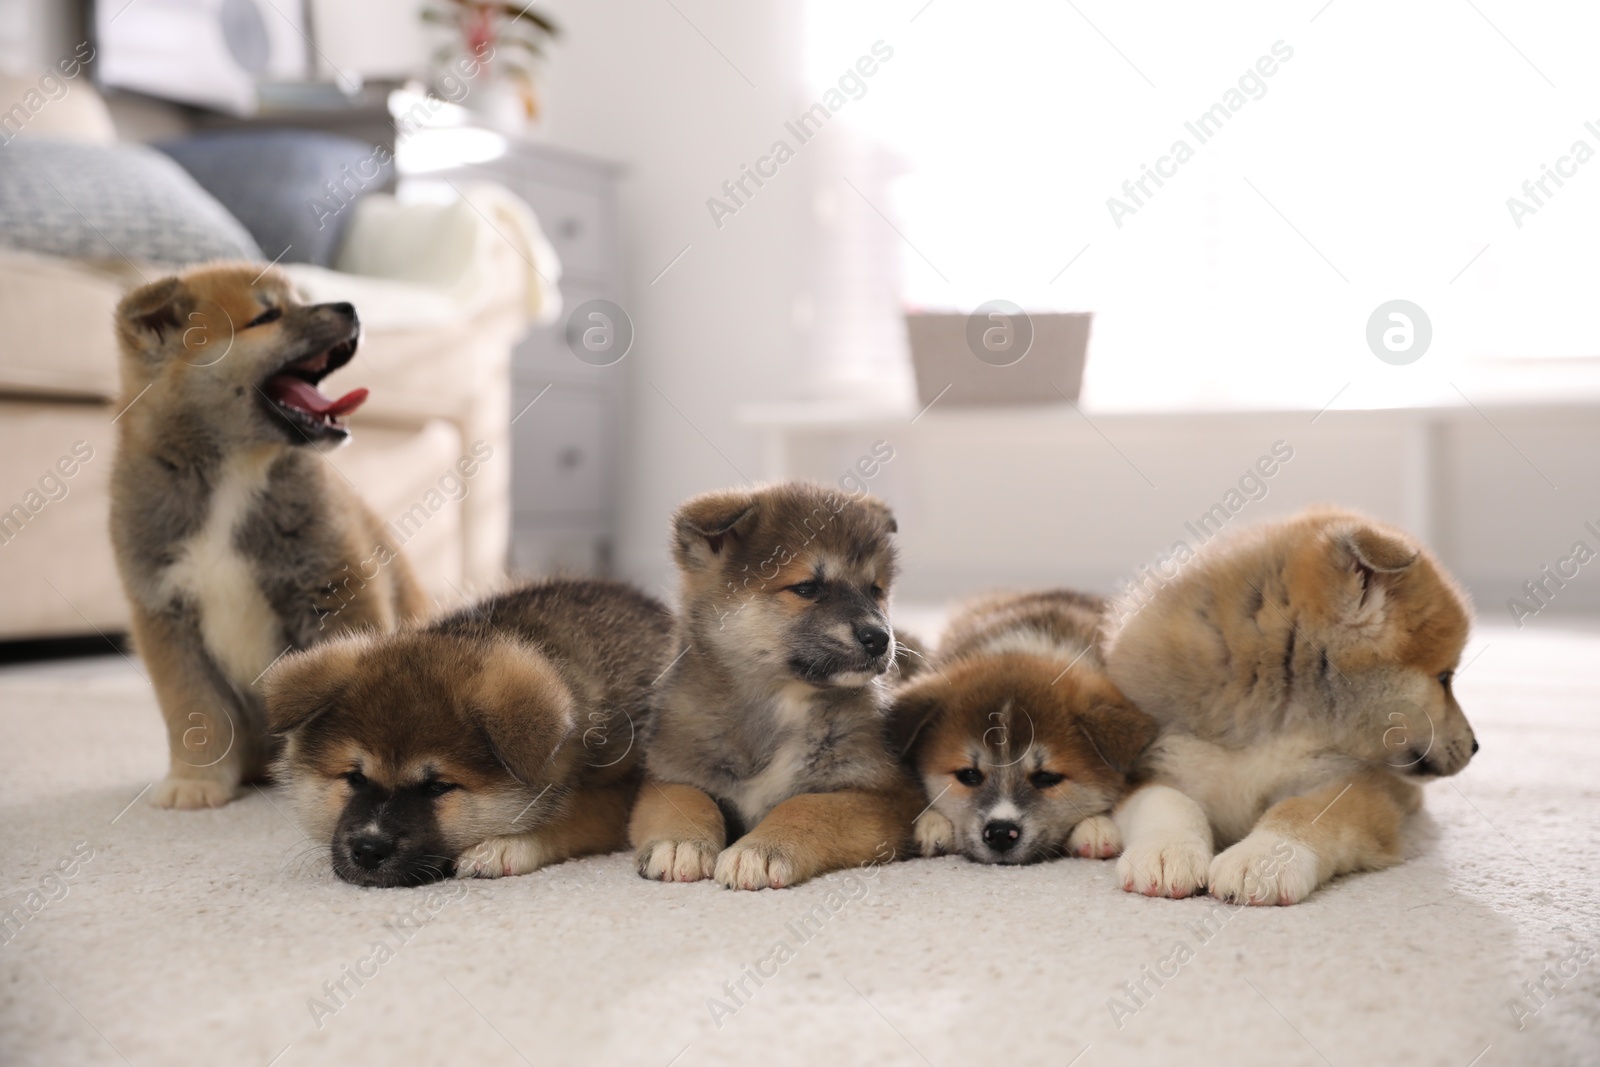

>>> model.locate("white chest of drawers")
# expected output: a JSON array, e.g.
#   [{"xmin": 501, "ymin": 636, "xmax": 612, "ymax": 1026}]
[{"xmin": 449, "ymin": 139, "xmax": 626, "ymax": 576}]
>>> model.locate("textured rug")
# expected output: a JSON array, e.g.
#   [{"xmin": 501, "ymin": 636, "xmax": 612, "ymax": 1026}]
[{"xmin": 1, "ymin": 619, "xmax": 1597, "ymax": 1067}]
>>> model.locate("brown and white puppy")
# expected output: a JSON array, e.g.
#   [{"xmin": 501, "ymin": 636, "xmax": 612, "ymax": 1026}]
[
  {"xmin": 1103, "ymin": 506, "xmax": 1477, "ymax": 905},
  {"xmin": 264, "ymin": 578, "xmax": 673, "ymax": 887},
  {"xmin": 110, "ymin": 263, "xmax": 423, "ymax": 810},
  {"xmin": 890, "ymin": 590, "xmax": 1156, "ymax": 865},
  {"xmin": 630, "ymin": 481, "xmax": 924, "ymax": 890}
]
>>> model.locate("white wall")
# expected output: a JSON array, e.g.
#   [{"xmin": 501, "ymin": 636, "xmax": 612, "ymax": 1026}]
[{"xmin": 537, "ymin": 0, "xmax": 816, "ymax": 598}]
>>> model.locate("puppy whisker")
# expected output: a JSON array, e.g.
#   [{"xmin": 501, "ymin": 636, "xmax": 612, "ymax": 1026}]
[{"xmin": 279, "ymin": 842, "xmax": 334, "ymax": 877}]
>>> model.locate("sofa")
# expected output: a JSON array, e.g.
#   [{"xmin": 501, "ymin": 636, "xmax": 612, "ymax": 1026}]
[{"xmin": 0, "ymin": 76, "xmax": 562, "ymax": 640}]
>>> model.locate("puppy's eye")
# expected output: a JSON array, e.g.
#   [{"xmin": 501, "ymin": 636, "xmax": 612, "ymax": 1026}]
[
  {"xmin": 343, "ymin": 770, "xmax": 367, "ymax": 789},
  {"xmin": 420, "ymin": 780, "xmax": 459, "ymax": 798},
  {"xmin": 246, "ymin": 306, "xmax": 283, "ymax": 328},
  {"xmin": 1029, "ymin": 771, "xmax": 1066, "ymax": 789},
  {"xmin": 787, "ymin": 580, "xmax": 821, "ymax": 599},
  {"xmin": 1438, "ymin": 670, "xmax": 1454, "ymax": 687},
  {"xmin": 870, "ymin": 584, "xmax": 884, "ymax": 599},
  {"xmin": 954, "ymin": 767, "xmax": 984, "ymax": 787}
]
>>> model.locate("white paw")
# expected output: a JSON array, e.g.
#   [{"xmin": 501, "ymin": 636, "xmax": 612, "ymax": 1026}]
[
  {"xmin": 1117, "ymin": 836, "xmax": 1211, "ymax": 899},
  {"xmin": 636, "ymin": 839, "xmax": 719, "ymax": 882},
  {"xmin": 151, "ymin": 776, "xmax": 238, "ymax": 810},
  {"xmin": 454, "ymin": 835, "xmax": 550, "ymax": 879},
  {"xmin": 714, "ymin": 841, "xmax": 796, "ymax": 891},
  {"xmin": 914, "ymin": 809, "xmax": 954, "ymax": 857},
  {"xmin": 1209, "ymin": 830, "xmax": 1320, "ymax": 906},
  {"xmin": 1067, "ymin": 814, "xmax": 1121, "ymax": 859}
]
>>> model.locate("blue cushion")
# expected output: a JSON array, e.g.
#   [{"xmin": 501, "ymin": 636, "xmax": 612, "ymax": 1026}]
[
  {"xmin": 0, "ymin": 139, "xmax": 262, "ymax": 266},
  {"xmin": 157, "ymin": 129, "xmax": 394, "ymax": 268}
]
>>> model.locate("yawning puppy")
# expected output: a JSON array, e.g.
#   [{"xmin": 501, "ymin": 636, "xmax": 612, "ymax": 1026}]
[
  {"xmin": 264, "ymin": 578, "xmax": 673, "ymax": 887},
  {"xmin": 111, "ymin": 263, "xmax": 423, "ymax": 810},
  {"xmin": 1103, "ymin": 506, "xmax": 1477, "ymax": 904},
  {"xmin": 890, "ymin": 590, "xmax": 1156, "ymax": 865},
  {"xmin": 631, "ymin": 482, "xmax": 924, "ymax": 890}
]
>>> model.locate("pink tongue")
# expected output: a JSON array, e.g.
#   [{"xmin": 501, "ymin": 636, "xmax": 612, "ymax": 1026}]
[{"xmin": 266, "ymin": 376, "xmax": 368, "ymax": 418}]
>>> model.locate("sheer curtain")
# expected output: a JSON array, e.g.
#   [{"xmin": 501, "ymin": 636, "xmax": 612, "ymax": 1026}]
[{"xmin": 803, "ymin": 0, "xmax": 1600, "ymax": 410}]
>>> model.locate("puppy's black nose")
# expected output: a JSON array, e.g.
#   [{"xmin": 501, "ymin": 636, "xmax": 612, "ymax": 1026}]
[
  {"xmin": 1471, "ymin": 739, "xmax": 1480, "ymax": 754},
  {"xmin": 983, "ymin": 821, "xmax": 1021, "ymax": 852},
  {"xmin": 349, "ymin": 834, "xmax": 394, "ymax": 870},
  {"xmin": 328, "ymin": 301, "xmax": 356, "ymax": 319},
  {"xmin": 856, "ymin": 625, "xmax": 889, "ymax": 657}
]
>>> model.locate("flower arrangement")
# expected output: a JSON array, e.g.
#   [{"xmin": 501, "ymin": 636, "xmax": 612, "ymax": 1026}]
[{"xmin": 422, "ymin": 1, "xmax": 560, "ymax": 125}]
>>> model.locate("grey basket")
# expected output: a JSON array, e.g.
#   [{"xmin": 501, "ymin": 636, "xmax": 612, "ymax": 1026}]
[{"xmin": 906, "ymin": 309, "xmax": 1091, "ymax": 407}]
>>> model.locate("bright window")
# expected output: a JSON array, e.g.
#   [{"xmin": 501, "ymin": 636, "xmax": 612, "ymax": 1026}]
[{"xmin": 804, "ymin": 0, "xmax": 1600, "ymax": 409}]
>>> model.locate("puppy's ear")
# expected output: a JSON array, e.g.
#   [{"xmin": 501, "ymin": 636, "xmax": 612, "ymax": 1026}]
[
  {"xmin": 673, "ymin": 489, "xmax": 759, "ymax": 567},
  {"xmin": 860, "ymin": 497, "xmax": 898, "ymax": 534},
  {"xmin": 464, "ymin": 639, "xmax": 577, "ymax": 785},
  {"xmin": 262, "ymin": 638, "xmax": 367, "ymax": 735},
  {"xmin": 1333, "ymin": 521, "xmax": 1418, "ymax": 619},
  {"xmin": 885, "ymin": 674, "xmax": 949, "ymax": 760},
  {"xmin": 1076, "ymin": 697, "xmax": 1157, "ymax": 778},
  {"xmin": 115, "ymin": 275, "xmax": 193, "ymax": 350}
]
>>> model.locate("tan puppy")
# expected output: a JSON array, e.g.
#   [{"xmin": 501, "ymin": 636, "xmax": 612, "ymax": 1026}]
[
  {"xmin": 264, "ymin": 578, "xmax": 673, "ymax": 886},
  {"xmin": 110, "ymin": 263, "xmax": 423, "ymax": 810},
  {"xmin": 1103, "ymin": 506, "xmax": 1476, "ymax": 904},
  {"xmin": 891, "ymin": 590, "xmax": 1156, "ymax": 865},
  {"xmin": 630, "ymin": 482, "xmax": 924, "ymax": 890}
]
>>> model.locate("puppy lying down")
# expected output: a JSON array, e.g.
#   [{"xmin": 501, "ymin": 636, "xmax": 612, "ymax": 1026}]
[
  {"xmin": 264, "ymin": 578, "xmax": 673, "ymax": 886},
  {"xmin": 631, "ymin": 482, "xmax": 925, "ymax": 890},
  {"xmin": 891, "ymin": 590, "xmax": 1156, "ymax": 865},
  {"xmin": 1104, "ymin": 506, "xmax": 1477, "ymax": 905}
]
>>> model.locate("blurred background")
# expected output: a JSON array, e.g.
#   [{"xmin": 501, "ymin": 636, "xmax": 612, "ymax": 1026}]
[{"xmin": 4, "ymin": 0, "xmax": 1600, "ymax": 653}]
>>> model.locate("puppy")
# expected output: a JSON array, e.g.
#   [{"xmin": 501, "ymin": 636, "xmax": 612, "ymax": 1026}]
[
  {"xmin": 263, "ymin": 578, "xmax": 673, "ymax": 887},
  {"xmin": 630, "ymin": 482, "xmax": 924, "ymax": 890},
  {"xmin": 1103, "ymin": 506, "xmax": 1477, "ymax": 904},
  {"xmin": 890, "ymin": 590, "xmax": 1156, "ymax": 865},
  {"xmin": 110, "ymin": 263, "xmax": 423, "ymax": 810}
]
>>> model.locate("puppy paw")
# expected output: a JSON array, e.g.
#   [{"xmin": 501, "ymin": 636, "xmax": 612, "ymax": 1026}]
[
  {"xmin": 455, "ymin": 835, "xmax": 550, "ymax": 879},
  {"xmin": 714, "ymin": 840, "xmax": 798, "ymax": 891},
  {"xmin": 1117, "ymin": 837, "xmax": 1211, "ymax": 899},
  {"xmin": 913, "ymin": 809, "xmax": 954, "ymax": 857},
  {"xmin": 636, "ymin": 839, "xmax": 719, "ymax": 883},
  {"xmin": 151, "ymin": 776, "xmax": 238, "ymax": 810},
  {"xmin": 1067, "ymin": 814, "xmax": 1121, "ymax": 859},
  {"xmin": 1209, "ymin": 831, "xmax": 1320, "ymax": 906}
]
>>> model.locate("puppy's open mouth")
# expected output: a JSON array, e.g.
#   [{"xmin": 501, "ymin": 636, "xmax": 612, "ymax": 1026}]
[{"xmin": 260, "ymin": 335, "xmax": 365, "ymax": 443}]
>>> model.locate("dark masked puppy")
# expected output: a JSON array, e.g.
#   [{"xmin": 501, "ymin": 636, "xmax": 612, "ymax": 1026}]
[
  {"xmin": 111, "ymin": 263, "xmax": 423, "ymax": 810},
  {"xmin": 630, "ymin": 482, "xmax": 924, "ymax": 890},
  {"xmin": 890, "ymin": 591, "xmax": 1156, "ymax": 865},
  {"xmin": 1103, "ymin": 506, "xmax": 1476, "ymax": 904},
  {"xmin": 264, "ymin": 578, "xmax": 673, "ymax": 887}
]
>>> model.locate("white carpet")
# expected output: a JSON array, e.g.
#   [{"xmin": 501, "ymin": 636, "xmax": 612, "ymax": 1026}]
[{"xmin": 2, "ymin": 620, "xmax": 1598, "ymax": 1067}]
